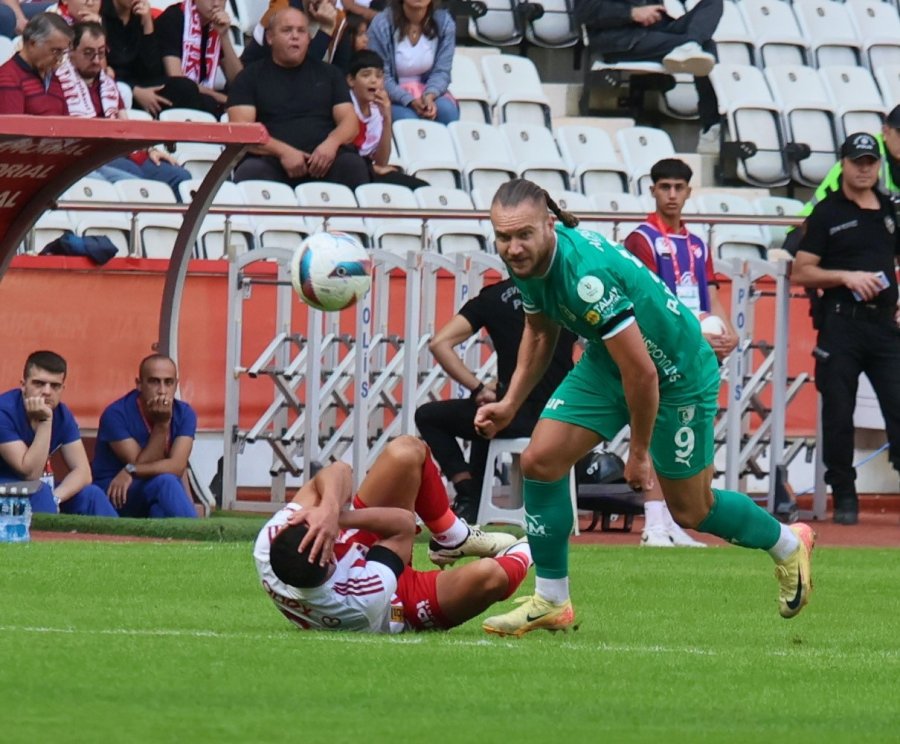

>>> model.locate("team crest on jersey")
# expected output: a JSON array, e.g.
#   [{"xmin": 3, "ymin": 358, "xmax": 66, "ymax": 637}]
[
  {"xmin": 391, "ymin": 606, "xmax": 404, "ymax": 624},
  {"xmin": 677, "ymin": 405, "xmax": 696, "ymax": 424},
  {"xmin": 654, "ymin": 237, "xmax": 671, "ymax": 255},
  {"xmin": 886, "ymin": 215, "xmax": 896, "ymax": 234},
  {"xmin": 577, "ymin": 275, "xmax": 604, "ymax": 303},
  {"xmin": 584, "ymin": 309, "xmax": 601, "ymax": 325}
]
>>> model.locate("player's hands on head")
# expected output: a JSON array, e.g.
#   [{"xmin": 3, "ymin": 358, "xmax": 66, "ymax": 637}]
[
  {"xmin": 624, "ymin": 450, "xmax": 654, "ymax": 492},
  {"xmin": 474, "ymin": 401, "xmax": 514, "ymax": 439},
  {"xmin": 23, "ymin": 396, "xmax": 52, "ymax": 424},
  {"xmin": 289, "ymin": 505, "xmax": 340, "ymax": 566}
]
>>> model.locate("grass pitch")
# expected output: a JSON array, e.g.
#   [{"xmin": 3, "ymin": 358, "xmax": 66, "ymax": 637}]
[{"xmin": 2, "ymin": 540, "xmax": 899, "ymax": 744}]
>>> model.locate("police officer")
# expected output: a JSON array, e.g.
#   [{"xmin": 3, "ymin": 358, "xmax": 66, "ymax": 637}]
[{"xmin": 792, "ymin": 132, "xmax": 900, "ymax": 525}]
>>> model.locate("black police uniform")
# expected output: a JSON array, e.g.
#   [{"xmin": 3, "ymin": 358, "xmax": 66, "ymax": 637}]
[{"xmin": 797, "ymin": 186, "xmax": 900, "ymax": 515}]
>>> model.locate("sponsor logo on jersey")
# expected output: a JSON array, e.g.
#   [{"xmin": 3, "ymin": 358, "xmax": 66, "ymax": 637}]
[
  {"xmin": 545, "ymin": 398, "xmax": 565, "ymax": 410},
  {"xmin": 525, "ymin": 513, "xmax": 547, "ymax": 536},
  {"xmin": 644, "ymin": 337, "xmax": 682, "ymax": 384},
  {"xmin": 577, "ymin": 275, "xmax": 604, "ymax": 303},
  {"xmin": 678, "ymin": 405, "xmax": 696, "ymax": 424},
  {"xmin": 584, "ymin": 309, "xmax": 601, "ymax": 325},
  {"xmin": 391, "ymin": 606, "xmax": 404, "ymax": 624},
  {"xmin": 416, "ymin": 599, "xmax": 437, "ymax": 629},
  {"xmin": 593, "ymin": 286, "xmax": 623, "ymax": 317}
]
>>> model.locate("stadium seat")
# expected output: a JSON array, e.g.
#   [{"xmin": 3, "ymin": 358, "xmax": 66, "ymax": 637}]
[
  {"xmin": 392, "ymin": 119, "xmax": 463, "ymax": 190},
  {"xmin": 480, "ymin": 55, "xmax": 552, "ymax": 127},
  {"xmin": 499, "ymin": 123, "xmax": 570, "ymax": 192},
  {"xmin": 448, "ymin": 121, "xmax": 517, "ymax": 196},
  {"xmin": 113, "ymin": 178, "xmax": 183, "ymax": 258},
  {"xmin": 173, "ymin": 142, "xmax": 223, "ymax": 180},
  {"xmin": 467, "ymin": 0, "xmax": 524, "ymax": 46},
  {"xmin": 126, "ymin": 109, "xmax": 153, "ymax": 121},
  {"xmin": 548, "ymin": 190, "xmax": 608, "ymax": 234},
  {"xmin": 228, "ymin": 0, "xmax": 266, "ymax": 35},
  {"xmin": 712, "ymin": 0, "xmax": 756, "ymax": 66},
  {"xmin": 0, "ymin": 36, "xmax": 14, "ymax": 65},
  {"xmin": 294, "ymin": 182, "xmax": 370, "ymax": 246},
  {"xmin": 694, "ymin": 192, "xmax": 768, "ymax": 260},
  {"xmin": 818, "ymin": 65, "xmax": 886, "ymax": 138},
  {"xmin": 615, "ymin": 126, "xmax": 677, "ymax": 194},
  {"xmin": 554, "ymin": 125, "xmax": 628, "ymax": 194},
  {"xmin": 589, "ymin": 191, "xmax": 644, "ymax": 242},
  {"xmin": 238, "ymin": 179, "xmax": 310, "ymax": 250},
  {"xmin": 157, "ymin": 108, "xmax": 218, "ymax": 123},
  {"xmin": 414, "ymin": 186, "xmax": 488, "ymax": 255},
  {"xmin": 31, "ymin": 211, "xmax": 74, "ymax": 254},
  {"xmin": 524, "ymin": 0, "xmax": 582, "ymax": 49},
  {"xmin": 738, "ymin": 0, "xmax": 808, "ymax": 67},
  {"xmin": 754, "ymin": 195, "xmax": 804, "ymax": 252},
  {"xmin": 709, "ymin": 64, "xmax": 791, "ymax": 187},
  {"xmin": 847, "ymin": 0, "xmax": 900, "ymax": 70},
  {"xmin": 874, "ymin": 64, "xmax": 900, "ymax": 110},
  {"xmin": 764, "ymin": 64, "xmax": 840, "ymax": 186},
  {"xmin": 661, "ymin": 74, "xmax": 700, "ymax": 120},
  {"xmin": 60, "ymin": 178, "xmax": 131, "ymax": 257},
  {"xmin": 792, "ymin": 0, "xmax": 862, "ymax": 68},
  {"xmin": 449, "ymin": 55, "xmax": 492, "ymax": 124},
  {"xmin": 354, "ymin": 183, "xmax": 424, "ymax": 255},
  {"xmin": 177, "ymin": 180, "xmax": 255, "ymax": 259}
]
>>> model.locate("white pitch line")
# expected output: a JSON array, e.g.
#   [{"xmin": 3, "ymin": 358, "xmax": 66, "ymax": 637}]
[{"xmin": 1, "ymin": 625, "xmax": 899, "ymax": 662}]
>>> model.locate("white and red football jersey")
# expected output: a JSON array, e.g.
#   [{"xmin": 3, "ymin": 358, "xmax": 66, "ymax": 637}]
[{"xmin": 254, "ymin": 505, "xmax": 406, "ymax": 633}]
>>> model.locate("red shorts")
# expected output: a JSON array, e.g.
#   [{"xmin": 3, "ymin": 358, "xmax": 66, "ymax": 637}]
[{"xmin": 396, "ymin": 566, "xmax": 450, "ymax": 631}]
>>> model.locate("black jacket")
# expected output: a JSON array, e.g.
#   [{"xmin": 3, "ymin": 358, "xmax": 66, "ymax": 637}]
[{"xmin": 575, "ymin": 0, "xmax": 663, "ymax": 52}]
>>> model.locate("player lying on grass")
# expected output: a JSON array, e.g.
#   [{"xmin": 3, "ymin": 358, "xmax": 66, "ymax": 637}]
[{"xmin": 253, "ymin": 436, "xmax": 531, "ymax": 632}]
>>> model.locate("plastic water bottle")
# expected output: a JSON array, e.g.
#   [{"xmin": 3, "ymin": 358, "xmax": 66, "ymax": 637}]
[{"xmin": 0, "ymin": 496, "xmax": 32, "ymax": 543}]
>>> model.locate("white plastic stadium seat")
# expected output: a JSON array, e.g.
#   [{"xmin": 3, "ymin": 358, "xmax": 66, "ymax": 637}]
[
  {"xmin": 354, "ymin": 183, "xmax": 423, "ymax": 255},
  {"xmin": 554, "ymin": 125, "xmax": 629, "ymax": 194},
  {"xmin": 694, "ymin": 192, "xmax": 768, "ymax": 261},
  {"xmin": 764, "ymin": 65, "xmax": 840, "ymax": 187},
  {"xmin": 738, "ymin": 0, "xmax": 808, "ymax": 67},
  {"xmin": 525, "ymin": 0, "xmax": 581, "ymax": 49},
  {"xmin": 173, "ymin": 142, "xmax": 223, "ymax": 180},
  {"xmin": 114, "ymin": 178, "xmax": 182, "ymax": 258},
  {"xmin": 874, "ymin": 65, "xmax": 900, "ymax": 111},
  {"xmin": 847, "ymin": 0, "xmax": 900, "ymax": 71},
  {"xmin": 548, "ymin": 190, "xmax": 608, "ymax": 234},
  {"xmin": 414, "ymin": 187, "xmax": 488, "ymax": 255},
  {"xmin": 480, "ymin": 55, "xmax": 551, "ymax": 127},
  {"xmin": 0, "ymin": 36, "xmax": 14, "ymax": 65},
  {"xmin": 588, "ymin": 191, "xmax": 644, "ymax": 242},
  {"xmin": 157, "ymin": 107, "xmax": 218, "ymax": 123},
  {"xmin": 31, "ymin": 211, "xmax": 74, "ymax": 254},
  {"xmin": 753, "ymin": 195, "xmax": 804, "ymax": 252},
  {"xmin": 818, "ymin": 65, "xmax": 886, "ymax": 139},
  {"xmin": 709, "ymin": 64, "xmax": 791, "ymax": 188},
  {"xmin": 449, "ymin": 55, "xmax": 492, "ymax": 124},
  {"xmin": 392, "ymin": 119, "xmax": 463, "ymax": 190},
  {"xmin": 615, "ymin": 126, "xmax": 677, "ymax": 194},
  {"xmin": 177, "ymin": 180, "xmax": 255, "ymax": 259},
  {"xmin": 238, "ymin": 179, "xmax": 309, "ymax": 250},
  {"xmin": 126, "ymin": 109, "xmax": 153, "ymax": 121},
  {"xmin": 712, "ymin": 0, "xmax": 756, "ymax": 66},
  {"xmin": 467, "ymin": 0, "xmax": 523, "ymax": 47},
  {"xmin": 294, "ymin": 182, "xmax": 370, "ymax": 246},
  {"xmin": 792, "ymin": 0, "xmax": 862, "ymax": 68},
  {"xmin": 499, "ymin": 123, "xmax": 570, "ymax": 193},
  {"xmin": 448, "ymin": 121, "xmax": 517, "ymax": 197},
  {"xmin": 60, "ymin": 178, "xmax": 131, "ymax": 257}
]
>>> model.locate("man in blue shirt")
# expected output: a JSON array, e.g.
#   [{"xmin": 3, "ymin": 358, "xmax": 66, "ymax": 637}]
[
  {"xmin": 92, "ymin": 354, "xmax": 198, "ymax": 518},
  {"xmin": 0, "ymin": 350, "xmax": 117, "ymax": 515}
]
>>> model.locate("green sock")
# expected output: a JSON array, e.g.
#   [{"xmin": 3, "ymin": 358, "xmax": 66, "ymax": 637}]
[
  {"xmin": 524, "ymin": 476, "xmax": 573, "ymax": 579},
  {"xmin": 697, "ymin": 488, "xmax": 781, "ymax": 550}
]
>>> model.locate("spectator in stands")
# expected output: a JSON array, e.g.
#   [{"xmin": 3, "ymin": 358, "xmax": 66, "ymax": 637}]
[
  {"xmin": 623, "ymin": 157, "xmax": 737, "ymax": 547},
  {"xmin": 61, "ymin": 21, "xmax": 191, "ymax": 192},
  {"xmin": 241, "ymin": 0, "xmax": 352, "ymax": 71},
  {"xmin": 228, "ymin": 7, "xmax": 369, "ymax": 189},
  {"xmin": 50, "ymin": 0, "xmax": 102, "ymax": 25},
  {"xmin": 347, "ymin": 49, "xmax": 427, "ymax": 188},
  {"xmin": 155, "ymin": 0, "xmax": 242, "ymax": 114},
  {"xmin": 415, "ymin": 277, "xmax": 576, "ymax": 524},
  {"xmin": 102, "ymin": 0, "xmax": 214, "ymax": 115},
  {"xmin": 0, "ymin": 0, "xmax": 55, "ymax": 39},
  {"xmin": 367, "ymin": 0, "xmax": 459, "ymax": 125},
  {"xmin": 0, "ymin": 350, "xmax": 118, "ymax": 516},
  {"xmin": 92, "ymin": 354, "xmax": 198, "ymax": 518},
  {"xmin": 0, "ymin": 12, "xmax": 71, "ymax": 115},
  {"xmin": 575, "ymin": 0, "xmax": 722, "ymax": 153},
  {"xmin": 346, "ymin": 10, "xmax": 370, "ymax": 50},
  {"xmin": 791, "ymin": 133, "xmax": 900, "ymax": 526}
]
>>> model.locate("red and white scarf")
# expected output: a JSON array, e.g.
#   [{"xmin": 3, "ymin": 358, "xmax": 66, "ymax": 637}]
[
  {"xmin": 181, "ymin": 0, "xmax": 221, "ymax": 88},
  {"xmin": 56, "ymin": 59, "xmax": 120, "ymax": 118}
]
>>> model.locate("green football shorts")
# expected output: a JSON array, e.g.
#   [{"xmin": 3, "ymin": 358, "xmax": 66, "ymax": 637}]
[{"xmin": 540, "ymin": 353, "xmax": 721, "ymax": 480}]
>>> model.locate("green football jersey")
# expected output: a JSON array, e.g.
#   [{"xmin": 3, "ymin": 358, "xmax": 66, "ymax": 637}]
[{"xmin": 512, "ymin": 224, "xmax": 716, "ymax": 400}]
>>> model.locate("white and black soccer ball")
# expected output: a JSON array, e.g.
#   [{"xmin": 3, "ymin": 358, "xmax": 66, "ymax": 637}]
[{"xmin": 290, "ymin": 231, "xmax": 372, "ymax": 312}]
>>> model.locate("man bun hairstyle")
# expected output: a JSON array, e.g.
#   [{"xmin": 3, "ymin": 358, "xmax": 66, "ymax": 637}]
[
  {"xmin": 348, "ymin": 49, "xmax": 384, "ymax": 76},
  {"xmin": 491, "ymin": 178, "xmax": 580, "ymax": 228},
  {"xmin": 269, "ymin": 523, "xmax": 330, "ymax": 588},
  {"xmin": 649, "ymin": 158, "xmax": 693, "ymax": 184}
]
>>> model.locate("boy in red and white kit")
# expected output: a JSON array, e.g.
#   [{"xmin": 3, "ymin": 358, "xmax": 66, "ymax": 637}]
[
  {"xmin": 253, "ymin": 436, "xmax": 530, "ymax": 633},
  {"xmin": 346, "ymin": 49, "xmax": 428, "ymax": 190}
]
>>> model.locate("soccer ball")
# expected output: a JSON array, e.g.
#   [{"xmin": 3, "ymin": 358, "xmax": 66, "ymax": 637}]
[
  {"xmin": 290, "ymin": 231, "xmax": 372, "ymax": 312},
  {"xmin": 698, "ymin": 312, "xmax": 727, "ymax": 336}
]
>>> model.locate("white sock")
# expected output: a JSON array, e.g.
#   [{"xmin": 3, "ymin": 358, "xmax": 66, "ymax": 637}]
[
  {"xmin": 643, "ymin": 500, "xmax": 666, "ymax": 531},
  {"xmin": 767, "ymin": 524, "xmax": 800, "ymax": 562},
  {"xmin": 431, "ymin": 517, "xmax": 470, "ymax": 547},
  {"xmin": 501, "ymin": 540, "xmax": 533, "ymax": 567},
  {"xmin": 535, "ymin": 576, "xmax": 569, "ymax": 604}
]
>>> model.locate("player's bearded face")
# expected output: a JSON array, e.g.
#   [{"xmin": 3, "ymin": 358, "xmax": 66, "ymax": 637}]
[{"xmin": 491, "ymin": 202, "xmax": 555, "ymax": 278}]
